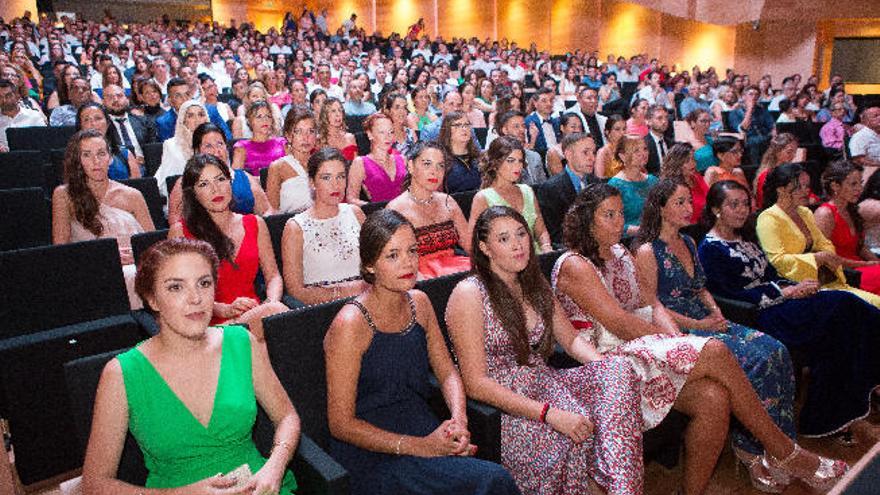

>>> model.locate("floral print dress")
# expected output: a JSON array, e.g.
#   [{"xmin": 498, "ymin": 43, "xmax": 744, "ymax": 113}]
[
  {"xmin": 551, "ymin": 247, "xmax": 710, "ymax": 430},
  {"xmin": 463, "ymin": 276, "xmax": 645, "ymax": 495},
  {"xmin": 651, "ymin": 235, "xmax": 796, "ymax": 455}
]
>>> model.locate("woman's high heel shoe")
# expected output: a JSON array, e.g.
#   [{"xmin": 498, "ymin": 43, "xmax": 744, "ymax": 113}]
[
  {"xmin": 733, "ymin": 447, "xmax": 787, "ymax": 493},
  {"xmin": 764, "ymin": 443, "xmax": 849, "ymax": 492}
]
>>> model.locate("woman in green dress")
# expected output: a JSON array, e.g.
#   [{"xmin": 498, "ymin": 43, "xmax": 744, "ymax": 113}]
[{"xmin": 82, "ymin": 237, "xmax": 299, "ymax": 494}]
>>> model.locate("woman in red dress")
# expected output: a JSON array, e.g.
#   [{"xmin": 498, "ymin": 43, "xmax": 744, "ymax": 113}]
[
  {"xmin": 815, "ymin": 160, "xmax": 880, "ymax": 294},
  {"xmin": 169, "ymin": 154, "xmax": 288, "ymax": 339},
  {"xmin": 387, "ymin": 141, "xmax": 471, "ymax": 279}
]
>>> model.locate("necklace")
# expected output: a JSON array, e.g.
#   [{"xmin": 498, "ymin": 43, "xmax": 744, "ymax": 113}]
[{"xmin": 408, "ymin": 189, "xmax": 434, "ymax": 205}]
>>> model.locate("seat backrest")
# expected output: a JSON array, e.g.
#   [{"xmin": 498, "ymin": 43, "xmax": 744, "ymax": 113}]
[
  {"xmin": 263, "ymin": 298, "xmax": 350, "ymax": 449},
  {"xmin": 165, "ymin": 174, "xmax": 180, "ymax": 196},
  {"xmin": 120, "ymin": 177, "xmax": 168, "ymax": 229},
  {"xmin": 264, "ymin": 212, "xmax": 295, "ymax": 273},
  {"xmin": 131, "ymin": 229, "xmax": 170, "ymax": 265},
  {"xmin": 451, "ymin": 189, "xmax": 477, "ymax": 220},
  {"xmin": 0, "ymin": 154, "xmax": 46, "ymax": 190},
  {"xmin": 415, "ymin": 271, "xmax": 470, "ymax": 347},
  {"xmin": 7, "ymin": 126, "xmax": 76, "ymax": 151},
  {"xmin": 361, "ymin": 200, "xmax": 388, "ymax": 216},
  {"xmin": 0, "ymin": 238, "xmax": 129, "ymax": 339},
  {"xmin": 63, "ymin": 349, "xmax": 148, "ymax": 485},
  {"xmin": 0, "ymin": 187, "xmax": 51, "ymax": 251},
  {"xmin": 0, "ymin": 150, "xmax": 45, "ymax": 172},
  {"xmin": 142, "ymin": 142, "xmax": 164, "ymax": 177},
  {"xmin": 538, "ymin": 249, "xmax": 564, "ymax": 281}
]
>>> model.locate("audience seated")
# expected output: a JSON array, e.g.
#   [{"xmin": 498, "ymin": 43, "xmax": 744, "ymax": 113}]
[
  {"xmin": 815, "ymin": 161, "xmax": 880, "ymax": 294},
  {"xmin": 81, "ymin": 238, "xmax": 299, "ymax": 493},
  {"xmin": 469, "ymin": 136, "xmax": 552, "ymax": 253},
  {"xmin": 659, "ymin": 143, "xmax": 708, "ymax": 224},
  {"xmin": 232, "ymin": 101, "xmax": 287, "ymax": 176},
  {"xmin": 52, "ymin": 129, "xmax": 154, "ymax": 308},
  {"xmin": 266, "ymin": 107, "xmax": 316, "ymax": 214},
  {"xmin": 49, "ymin": 75, "xmax": 90, "ymax": 127},
  {"xmin": 447, "ymin": 205, "xmax": 645, "ymax": 494},
  {"xmin": 232, "ymin": 81, "xmax": 284, "ymax": 139},
  {"xmin": 626, "ymin": 98, "xmax": 650, "ymax": 137},
  {"xmin": 545, "ymin": 113, "xmax": 584, "ymax": 176},
  {"xmin": 324, "ymin": 209, "xmax": 519, "ymax": 495},
  {"xmin": 168, "ymin": 153, "xmax": 287, "ymax": 339},
  {"xmin": 281, "ymin": 147, "xmax": 367, "ymax": 305},
  {"xmin": 643, "ymin": 105, "xmax": 672, "ymax": 175},
  {"xmin": 439, "ymin": 111, "xmax": 483, "ymax": 194},
  {"xmin": 699, "ymin": 179, "xmax": 880, "ymax": 444},
  {"xmin": 129, "ymin": 79, "xmax": 166, "ymax": 127},
  {"xmin": 76, "ymin": 102, "xmax": 143, "ymax": 179},
  {"xmin": 608, "ymin": 135, "xmax": 659, "ymax": 237},
  {"xmin": 491, "ymin": 110, "xmax": 547, "ymax": 185},
  {"xmin": 570, "ymin": 86, "xmax": 608, "ymax": 149},
  {"xmin": 0, "ymin": 78, "xmax": 45, "ymax": 152},
  {"xmin": 728, "ymin": 85, "xmax": 774, "ymax": 165},
  {"xmin": 155, "ymin": 78, "xmax": 231, "ymax": 142},
  {"xmin": 168, "ymin": 123, "xmax": 270, "ymax": 226},
  {"xmin": 634, "ymin": 179, "xmax": 848, "ymax": 491},
  {"xmin": 860, "ymin": 171, "xmax": 880, "ymax": 253},
  {"xmin": 704, "ymin": 136, "xmax": 749, "ymax": 190},
  {"xmin": 381, "ymin": 92, "xmax": 418, "ymax": 157},
  {"xmin": 387, "ymin": 141, "xmax": 471, "ymax": 279},
  {"xmin": 594, "ymin": 114, "xmax": 626, "ymax": 178},
  {"xmin": 849, "ymin": 106, "xmax": 880, "ymax": 184},
  {"xmin": 407, "ymin": 85, "xmax": 438, "ymax": 132},
  {"xmin": 317, "ymin": 97, "xmax": 358, "ymax": 160},
  {"xmin": 102, "ymin": 83, "xmax": 157, "ymax": 161},
  {"xmin": 524, "ymin": 87, "xmax": 558, "ymax": 157},
  {"xmin": 154, "ymin": 99, "xmax": 208, "ymax": 197},
  {"xmin": 757, "ymin": 163, "xmax": 880, "ymax": 308},
  {"xmin": 347, "ymin": 113, "xmax": 408, "ymax": 205}
]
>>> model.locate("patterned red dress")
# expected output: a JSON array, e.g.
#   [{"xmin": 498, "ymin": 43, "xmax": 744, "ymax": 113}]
[
  {"xmin": 551, "ymin": 247, "xmax": 709, "ymax": 429},
  {"xmin": 821, "ymin": 202, "xmax": 880, "ymax": 294},
  {"xmin": 183, "ymin": 214, "xmax": 260, "ymax": 325},
  {"xmin": 463, "ymin": 276, "xmax": 644, "ymax": 495},
  {"xmin": 414, "ymin": 220, "xmax": 471, "ymax": 279}
]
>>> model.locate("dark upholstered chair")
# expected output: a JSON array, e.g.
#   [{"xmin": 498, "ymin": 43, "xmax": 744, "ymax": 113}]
[
  {"xmin": 7, "ymin": 126, "xmax": 76, "ymax": 151},
  {"xmin": 0, "ymin": 187, "xmax": 51, "ymax": 251},
  {"xmin": 120, "ymin": 177, "xmax": 168, "ymax": 229}
]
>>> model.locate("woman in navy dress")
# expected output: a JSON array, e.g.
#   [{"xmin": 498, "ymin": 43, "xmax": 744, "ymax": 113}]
[
  {"xmin": 698, "ymin": 180, "xmax": 880, "ymax": 441},
  {"xmin": 324, "ymin": 209, "xmax": 520, "ymax": 495}
]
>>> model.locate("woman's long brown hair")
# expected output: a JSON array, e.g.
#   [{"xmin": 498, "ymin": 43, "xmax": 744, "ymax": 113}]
[{"xmin": 63, "ymin": 129, "xmax": 107, "ymax": 236}]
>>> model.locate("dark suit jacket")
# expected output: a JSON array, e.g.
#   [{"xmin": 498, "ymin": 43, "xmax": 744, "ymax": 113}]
[
  {"xmin": 536, "ymin": 170, "xmax": 599, "ymax": 248},
  {"xmin": 125, "ymin": 113, "xmax": 158, "ymax": 147},
  {"xmin": 524, "ymin": 112, "xmax": 558, "ymax": 155},
  {"xmin": 644, "ymin": 132, "xmax": 673, "ymax": 176}
]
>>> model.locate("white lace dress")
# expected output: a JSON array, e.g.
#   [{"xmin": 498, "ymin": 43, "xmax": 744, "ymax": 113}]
[{"xmin": 292, "ymin": 203, "xmax": 362, "ymax": 286}]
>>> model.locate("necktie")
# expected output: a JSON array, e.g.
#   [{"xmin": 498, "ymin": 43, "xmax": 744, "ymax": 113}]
[
  {"xmin": 658, "ymin": 137, "xmax": 667, "ymax": 158},
  {"xmin": 114, "ymin": 116, "xmax": 135, "ymax": 151},
  {"xmin": 585, "ymin": 115, "xmax": 603, "ymax": 147}
]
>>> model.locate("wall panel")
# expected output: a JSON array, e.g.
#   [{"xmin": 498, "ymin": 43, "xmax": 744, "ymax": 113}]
[{"xmin": 437, "ymin": 0, "xmax": 494, "ymax": 41}]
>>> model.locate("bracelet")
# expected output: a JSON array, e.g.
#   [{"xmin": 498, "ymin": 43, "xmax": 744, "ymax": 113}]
[
  {"xmin": 539, "ymin": 402, "xmax": 550, "ymax": 423},
  {"xmin": 394, "ymin": 435, "xmax": 405, "ymax": 455}
]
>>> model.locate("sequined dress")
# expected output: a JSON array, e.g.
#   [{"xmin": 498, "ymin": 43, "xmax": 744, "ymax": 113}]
[{"xmin": 413, "ymin": 220, "xmax": 471, "ymax": 279}]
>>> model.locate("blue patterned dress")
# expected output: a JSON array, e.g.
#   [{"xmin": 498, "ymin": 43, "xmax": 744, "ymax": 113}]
[
  {"xmin": 698, "ymin": 233, "xmax": 880, "ymax": 436},
  {"xmin": 650, "ymin": 235, "xmax": 796, "ymax": 455}
]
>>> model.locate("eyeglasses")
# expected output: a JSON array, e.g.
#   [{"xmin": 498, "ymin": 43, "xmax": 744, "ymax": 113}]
[{"xmin": 451, "ymin": 123, "xmax": 470, "ymax": 129}]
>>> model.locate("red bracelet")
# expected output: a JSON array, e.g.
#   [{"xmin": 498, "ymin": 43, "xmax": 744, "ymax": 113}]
[{"xmin": 539, "ymin": 402, "xmax": 550, "ymax": 423}]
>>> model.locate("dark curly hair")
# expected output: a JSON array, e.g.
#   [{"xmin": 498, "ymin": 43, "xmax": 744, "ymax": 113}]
[
  {"xmin": 471, "ymin": 206, "xmax": 555, "ymax": 365},
  {"xmin": 762, "ymin": 162, "xmax": 804, "ymax": 211},
  {"xmin": 63, "ymin": 129, "xmax": 109, "ymax": 237},
  {"xmin": 401, "ymin": 140, "xmax": 450, "ymax": 193},
  {"xmin": 480, "ymin": 136, "xmax": 523, "ymax": 188},
  {"xmin": 563, "ymin": 182, "xmax": 624, "ymax": 266},
  {"xmin": 135, "ymin": 238, "xmax": 219, "ymax": 313},
  {"xmin": 180, "ymin": 153, "xmax": 237, "ymax": 263},
  {"xmin": 822, "ymin": 160, "xmax": 865, "ymax": 238},
  {"xmin": 636, "ymin": 177, "xmax": 689, "ymax": 246},
  {"xmin": 359, "ymin": 209, "xmax": 414, "ymax": 284}
]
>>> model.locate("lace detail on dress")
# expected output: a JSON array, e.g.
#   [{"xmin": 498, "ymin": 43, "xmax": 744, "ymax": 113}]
[{"xmin": 414, "ymin": 220, "xmax": 459, "ymax": 256}]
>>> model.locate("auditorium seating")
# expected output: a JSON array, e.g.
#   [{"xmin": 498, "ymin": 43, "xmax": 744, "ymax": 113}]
[
  {"xmin": 0, "ymin": 187, "xmax": 51, "ymax": 251},
  {"xmin": 0, "ymin": 238, "xmax": 146, "ymax": 483},
  {"xmin": 0, "ymin": 150, "xmax": 45, "ymax": 190},
  {"xmin": 120, "ymin": 177, "xmax": 168, "ymax": 229},
  {"xmin": 65, "ymin": 349, "xmax": 351, "ymax": 494},
  {"xmin": 7, "ymin": 126, "xmax": 76, "ymax": 152},
  {"xmin": 142, "ymin": 142, "xmax": 164, "ymax": 177}
]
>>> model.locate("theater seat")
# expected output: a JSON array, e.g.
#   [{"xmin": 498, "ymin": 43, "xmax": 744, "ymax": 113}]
[
  {"xmin": 6, "ymin": 126, "xmax": 76, "ymax": 152},
  {"xmin": 0, "ymin": 187, "xmax": 51, "ymax": 251},
  {"xmin": 64, "ymin": 349, "xmax": 350, "ymax": 494},
  {"xmin": 120, "ymin": 177, "xmax": 168, "ymax": 229},
  {"xmin": 0, "ymin": 152, "xmax": 45, "ymax": 190},
  {"xmin": 142, "ymin": 142, "xmax": 164, "ymax": 177},
  {"xmin": 131, "ymin": 229, "xmax": 170, "ymax": 265}
]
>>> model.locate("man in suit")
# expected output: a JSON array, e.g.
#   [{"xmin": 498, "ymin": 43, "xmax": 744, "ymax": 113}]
[
  {"xmin": 525, "ymin": 87, "xmax": 558, "ymax": 157},
  {"xmin": 536, "ymin": 133, "xmax": 599, "ymax": 247},
  {"xmin": 643, "ymin": 104, "xmax": 672, "ymax": 175},
  {"xmin": 568, "ymin": 86, "xmax": 607, "ymax": 148},
  {"xmin": 102, "ymin": 84, "xmax": 156, "ymax": 159},
  {"xmin": 156, "ymin": 78, "xmax": 232, "ymax": 141}
]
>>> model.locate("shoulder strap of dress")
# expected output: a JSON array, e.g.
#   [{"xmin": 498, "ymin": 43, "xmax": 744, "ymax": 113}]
[{"xmin": 347, "ymin": 299, "xmax": 378, "ymax": 333}]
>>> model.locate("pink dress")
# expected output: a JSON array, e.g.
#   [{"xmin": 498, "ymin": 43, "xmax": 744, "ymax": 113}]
[
  {"xmin": 464, "ymin": 275, "xmax": 644, "ymax": 494},
  {"xmin": 821, "ymin": 202, "xmax": 880, "ymax": 294},
  {"xmin": 551, "ymin": 248, "xmax": 709, "ymax": 430},
  {"xmin": 361, "ymin": 153, "xmax": 407, "ymax": 202},
  {"xmin": 234, "ymin": 137, "xmax": 287, "ymax": 176}
]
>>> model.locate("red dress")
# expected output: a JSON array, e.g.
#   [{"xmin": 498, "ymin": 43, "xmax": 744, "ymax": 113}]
[
  {"xmin": 821, "ymin": 202, "xmax": 880, "ymax": 294},
  {"xmin": 414, "ymin": 220, "xmax": 471, "ymax": 279},
  {"xmin": 689, "ymin": 172, "xmax": 709, "ymax": 224},
  {"xmin": 183, "ymin": 214, "xmax": 261, "ymax": 324}
]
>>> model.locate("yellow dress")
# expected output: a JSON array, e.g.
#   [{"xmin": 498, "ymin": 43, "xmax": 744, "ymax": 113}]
[{"xmin": 756, "ymin": 204, "xmax": 880, "ymax": 308}]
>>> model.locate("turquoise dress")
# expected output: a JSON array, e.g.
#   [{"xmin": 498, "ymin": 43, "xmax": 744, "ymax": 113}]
[
  {"xmin": 694, "ymin": 136, "xmax": 718, "ymax": 173},
  {"xmin": 651, "ymin": 235, "xmax": 796, "ymax": 455},
  {"xmin": 607, "ymin": 175, "xmax": 659, "ymax": 232},
  {"xmin": 117, "ymin": 326, "xmax": 297, "ymax": 492}
]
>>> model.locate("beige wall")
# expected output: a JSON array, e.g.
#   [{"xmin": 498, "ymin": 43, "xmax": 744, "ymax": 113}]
[{"xmin": 0, "ymin": 0, "xmax": 37, "ymax": 22}]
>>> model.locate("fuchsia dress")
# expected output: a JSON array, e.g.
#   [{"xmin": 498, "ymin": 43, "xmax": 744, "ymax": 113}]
[
  {"xmin": 234, "ymin": 137, "xmax": 287, "ymax": 176},
  {"xmin": 361, "ymin": 153, "xmax": 407, "ymax": 202}
]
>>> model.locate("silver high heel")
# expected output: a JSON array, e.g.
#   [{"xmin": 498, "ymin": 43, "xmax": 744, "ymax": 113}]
[
  {"xmin": 764, "ymin": 443, "xmax": 849, "ymax": 492},
  {"xmin": 733, "ymin": 447, "xmax": 787, "ymax": 493}
]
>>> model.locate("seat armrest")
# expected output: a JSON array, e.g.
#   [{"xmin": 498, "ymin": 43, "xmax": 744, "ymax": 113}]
[
  {"xmin": 713, "ymin": 294, "xmax": 759, "ymax": 328},
  {"xmin": 291, "ymin": 434, "xmax": 350, "ymax": 495},
  {"xmin": 427, "ymin": 375, "xmax": 502, "ymax": 463}
]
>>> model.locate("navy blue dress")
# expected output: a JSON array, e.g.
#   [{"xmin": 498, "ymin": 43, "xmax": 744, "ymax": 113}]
[
  {"xmin": 330, "ymin": 295, "xmax": 520, "ymax": 495},
  {"xmin": 651, "ymin": 235, "xmax": 796, "ymax": 454},
  {"xmin": 699, "ymin": 233, "xmax": 880, "ymax": 436}
]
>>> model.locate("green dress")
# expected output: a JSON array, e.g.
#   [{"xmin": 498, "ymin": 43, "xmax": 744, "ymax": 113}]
[
  {"xmin": 117, "ymin": 326, "xmax": 297, "ymax": 492},
  {"xmin": 483, "ymin": 184, "xmax": 541, "ymax": 252}
]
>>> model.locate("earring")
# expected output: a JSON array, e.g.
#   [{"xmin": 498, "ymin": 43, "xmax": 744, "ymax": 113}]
[{"xmin": 716, "ymin": 212, "xmax": 721, "ymax": 218}]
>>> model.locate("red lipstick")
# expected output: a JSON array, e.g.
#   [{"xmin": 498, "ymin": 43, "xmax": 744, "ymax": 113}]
[
  {"xmin": 398, "ymin": 273, "xmax": 415, "ymax": 280},
  {"xmin": 212, "ymin": 195, "xmax": 225, "ymax": 203}
]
